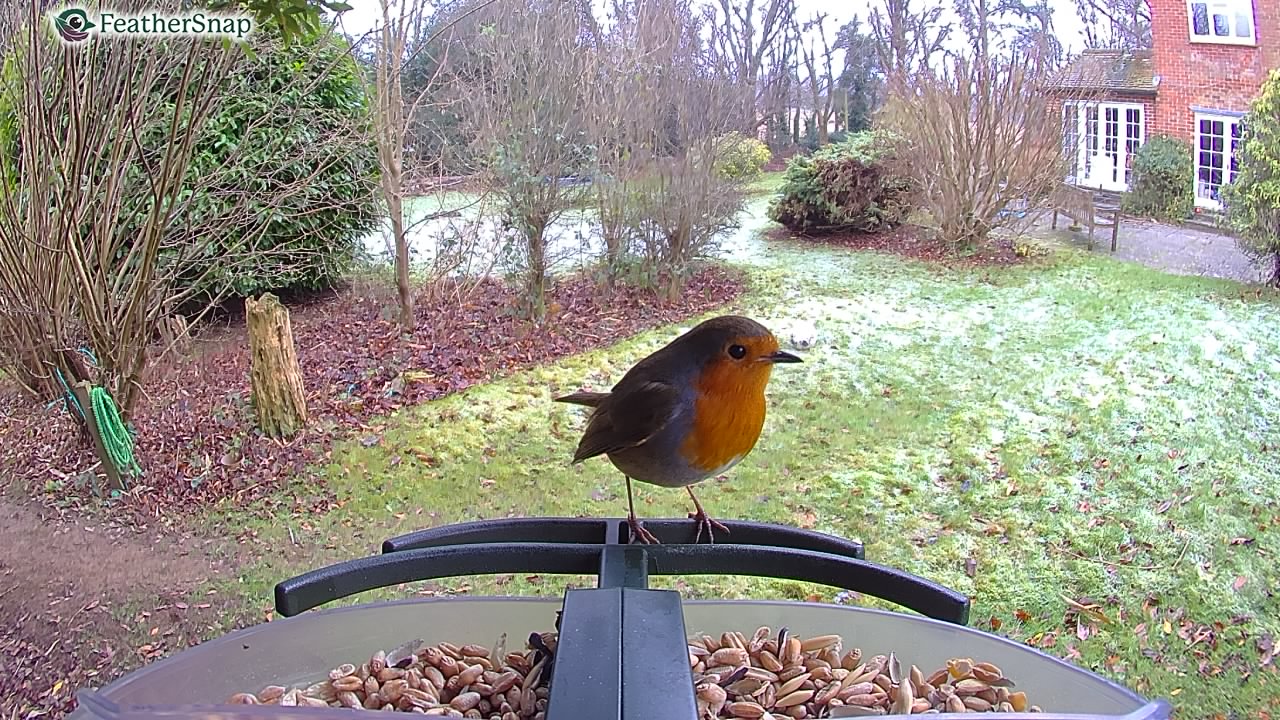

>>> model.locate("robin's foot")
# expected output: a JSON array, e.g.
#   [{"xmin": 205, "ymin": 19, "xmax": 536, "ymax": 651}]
[
  {"xmin": 685, "ymin": 486, "xmax": 729, "ymax": 543},
  {"xmin": 688, "ymin": 508, "xmax": 730, "ymax": 544},
  {"xmin": 627, "ymin": 514, "xmax": 660, "ymax": 544}
]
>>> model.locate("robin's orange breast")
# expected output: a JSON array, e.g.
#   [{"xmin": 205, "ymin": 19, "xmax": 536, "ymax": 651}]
[{"xmin": 679, "ymin": 357, "xmax": 773, "ymax": 474}]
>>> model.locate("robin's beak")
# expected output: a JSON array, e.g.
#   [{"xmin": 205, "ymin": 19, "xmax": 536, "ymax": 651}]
[{"xmin": 766, "ymin": 350, "xmax": 803, "ymax": 364}]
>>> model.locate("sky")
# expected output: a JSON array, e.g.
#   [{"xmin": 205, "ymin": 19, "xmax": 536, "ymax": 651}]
[{"xmin": 334, "ymin": 0, "xmax": 1091, "ymax": 65}]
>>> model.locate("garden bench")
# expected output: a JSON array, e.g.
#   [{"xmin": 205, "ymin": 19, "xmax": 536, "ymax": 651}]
[{"xmin": 1049, "ymin": 183, "xmax": 1121, "ymax": 252}]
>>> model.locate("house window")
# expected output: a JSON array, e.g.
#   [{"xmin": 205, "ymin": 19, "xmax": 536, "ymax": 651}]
[
  {"xmin": 1194, "ymin": 112, "xmax": 1244, "ymax": 209},
  {"xmin": 1187, "ymin": 0, "xmax": 1256, "ymax": 45}
]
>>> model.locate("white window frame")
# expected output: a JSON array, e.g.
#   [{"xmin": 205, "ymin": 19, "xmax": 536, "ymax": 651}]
[
  {"xmin": 1186, "ymin": 0, "xmax": 1257, "ymax": 46},
  {"xmin": 1061, "ymin": 100, "xmax": 1146, "ymax": 193},
  {"xmin": 1193, "ymin": 111, "xmax": 1244, "ymax": 211}
]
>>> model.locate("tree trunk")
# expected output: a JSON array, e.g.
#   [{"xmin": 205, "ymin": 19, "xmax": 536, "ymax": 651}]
[
  {"xmin": 525, "ymin": 224, "xmax": 549, "ymax": 321},
  {"xmin": 391, "ymin": 195, "xmax": 414, "ymax": 330},
  {"xmin": 246, "ymin": 293, "xmax": 308, "ymax": 439}
]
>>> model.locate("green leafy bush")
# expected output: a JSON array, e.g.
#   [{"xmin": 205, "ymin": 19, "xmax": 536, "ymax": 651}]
[
  {"xmin": 709, "ymin": 131, "xmax": 771, "ymax": 179},
  {"xmin": 174, "ymin": 29, "xmax": 380, "ymax": 299},
  {"xmin": 1222, "ymin": 69, "xmax": 1280, "ymax": 285},
  {"xmin": 768, "ymin": 130, "xmax": 916, "ymax": 234},
  {"xmin": 1122, "ymin": 135, "xmax": 1194, "ymax": 221}
]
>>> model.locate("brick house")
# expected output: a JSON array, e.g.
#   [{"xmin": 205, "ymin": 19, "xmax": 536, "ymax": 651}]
[{"xmin": 1047, "ymin": 0, "xmax": 1277, "ymax": 211}]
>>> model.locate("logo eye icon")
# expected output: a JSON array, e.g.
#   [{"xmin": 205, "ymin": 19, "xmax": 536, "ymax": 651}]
[{"xmin": 53, "ymin": 8, "xmax": 95, "ymax": 42}]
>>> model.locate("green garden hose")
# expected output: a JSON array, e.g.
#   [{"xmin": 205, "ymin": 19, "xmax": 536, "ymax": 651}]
[{"xmin": 89, "ymin": 385, "xmax": 142, "ymax": 480}]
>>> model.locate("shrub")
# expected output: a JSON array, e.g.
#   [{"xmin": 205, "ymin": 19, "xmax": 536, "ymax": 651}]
[
  {"xmin": 0, "ymin": 27, "xmax": 381, "ymax": 304},
  {"xmin": 709, "ymin": 131, "xmax": 771, "ymax": 179},
  {"xmin": 800, "ymin": 129, "xmax": 849, "ymax": 152},
  {"xmin": 767, "ymin": 130, "xmax": 916, "ymax": 234},
  {"xmin": 1221, "ymin": 69, "xmax": 1280, "ymax": 285},
  {"xmin": 1122, "ymin": 135, "xmax": 1194, "ymax": 221},
  {"xmin": 173, "ymin": 29, "xmax": 381, "ymax": 300}
]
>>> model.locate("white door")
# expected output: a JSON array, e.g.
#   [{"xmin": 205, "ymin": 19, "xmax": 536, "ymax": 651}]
[
  {"xmin": 1194, "ymin": 112, "xmax": 1243, "ymax": 210},
  {"xmin": 1067, "ymin": 102, "xmax": 1144, "ymax": 192}
]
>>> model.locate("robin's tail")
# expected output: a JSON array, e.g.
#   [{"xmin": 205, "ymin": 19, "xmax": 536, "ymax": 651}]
[{"xmin": 554, "ymin": 391, "xmax": 609, "ymax": 407}]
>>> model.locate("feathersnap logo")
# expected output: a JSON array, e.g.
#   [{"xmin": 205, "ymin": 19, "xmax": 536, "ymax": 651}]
[
  {"xmin": 53, "ymin": 8, "xmax": 94, "ymax": 42},
  {"xmin": 49, "ymin": 6, "xmax": 254, "ymax": 44}
]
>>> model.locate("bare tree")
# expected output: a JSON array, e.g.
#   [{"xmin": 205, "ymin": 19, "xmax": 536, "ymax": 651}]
[
  {"xmin": 371, "ymin": 0, "xmax": 418, "ymax": 330},
  {"xmin": 580, "ymin": 0, "xmax": 750, "ymax": 299},
  {"xmin": 796, "ymin": 13, "xmax": 838, "ymax": 146},
  {"xmin": 1074, "ymin": 0, "xmax": 1151, "ymax": 50},
  {"xmin": 882, "ymin": 51, "xmax": 1099, "ymax": 249},
  {"xmin": 458, "ymin": 0, "xmax": 596, "ymax": 320},
  {"xmin": 0, "ymin": 4, "xmax": 376, "ymax": 415},
  {"xmin": 875, "ymin": 0, "xmax": 1105, "ymax": 248},
  {"xmin": 709, "ymin": 0, "xmax": 798, "ymax": 132},
  {"xmin": 756, "ymin": 18, "xmax": 802, "ymax": 146},
  {"xmin": 868, "ymin": 0, "xmax": 952, "ymax": 88}
]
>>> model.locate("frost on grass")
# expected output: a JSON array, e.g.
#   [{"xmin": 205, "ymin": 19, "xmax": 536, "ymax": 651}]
[{"xmin": 281, "ymin": 187, "xmax": 1280, "ymax": 716}]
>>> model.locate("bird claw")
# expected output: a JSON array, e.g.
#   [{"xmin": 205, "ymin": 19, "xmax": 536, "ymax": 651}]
[
  {"xmin": 628, "ymin": 515, "xmax": 660, "ymax": 544},
  {"xmin": 688, "ymin": 510, "xmax": 730, "ymax": 544}
]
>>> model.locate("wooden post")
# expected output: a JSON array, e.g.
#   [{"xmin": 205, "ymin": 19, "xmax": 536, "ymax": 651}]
[
  {"xmin": 57, "ymin": 348, "xmax": 91, "ymax": 438},
  {"xmin": 1110, "ymin": 208, "xmax": 1120, "ymax": 252},
  {"xmin": 68, "ymin": 381, "xmax": 123, "ymax": 492},
  {"xmin": 246, "ymin": 293, "xmax": 308, "ymax": 439}
]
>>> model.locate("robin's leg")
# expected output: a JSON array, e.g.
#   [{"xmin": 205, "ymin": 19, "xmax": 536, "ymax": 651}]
[
  {"xmin": 625, "ymin": 476, "xmax": 659, "ymax": 545},
  {"xmin": 686, "ymin": 486, "xmax": 730, "ymax": 544}
]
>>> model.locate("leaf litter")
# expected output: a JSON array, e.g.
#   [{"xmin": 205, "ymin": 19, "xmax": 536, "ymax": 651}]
[{"xmin": 0, "ymin": 270, "xmax": 743, "ymax": 520}]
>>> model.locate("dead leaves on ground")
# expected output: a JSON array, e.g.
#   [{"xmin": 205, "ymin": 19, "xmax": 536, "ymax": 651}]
[{"xmin": 0, "ymin": 269, "xmax": 744, "ymax": 521}]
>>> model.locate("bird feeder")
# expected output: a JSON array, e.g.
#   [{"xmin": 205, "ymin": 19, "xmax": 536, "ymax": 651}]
[{"xmin": 68, "ymin": 518, "xmax": 1172, "ymax": 720}]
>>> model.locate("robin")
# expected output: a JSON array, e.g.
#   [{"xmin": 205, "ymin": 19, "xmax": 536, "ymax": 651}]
[{"xmin": 556, "ymin": 315, "xmax": 802, "ymax": 544}]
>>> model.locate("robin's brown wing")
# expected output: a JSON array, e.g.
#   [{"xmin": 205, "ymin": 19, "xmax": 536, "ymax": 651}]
[{"xmin": 568, "ymin": 380, "xmax": 680, "ymax": 464}]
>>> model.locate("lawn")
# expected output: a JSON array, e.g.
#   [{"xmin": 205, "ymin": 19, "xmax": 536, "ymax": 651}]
[{"xmin": 205, "ymin": 192, "xmax": 1280, "ymax": 719}]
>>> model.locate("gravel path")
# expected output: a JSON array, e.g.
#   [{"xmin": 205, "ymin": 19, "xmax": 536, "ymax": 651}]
[{"xmin": 1027, "ymin": 212, "xmax": 1274, "ymax": 284}]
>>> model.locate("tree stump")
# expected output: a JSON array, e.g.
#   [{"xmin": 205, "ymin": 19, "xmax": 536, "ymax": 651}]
[{"xmin": 246, "ymin": 293, "xmax": 308, "ymax": 438}]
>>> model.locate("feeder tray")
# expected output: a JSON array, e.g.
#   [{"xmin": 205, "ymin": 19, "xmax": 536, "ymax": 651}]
[{"xmin": 70, "ymin": 518, "xmax": 1171, "ymax": 720}]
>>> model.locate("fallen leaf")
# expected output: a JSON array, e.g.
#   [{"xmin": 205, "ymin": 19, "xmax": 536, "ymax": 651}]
[
  {"xmin": 989, "ymin": 616, "xmax": 1002, "ymax": 631},
  {"xmin": 964, "ymin": 557, "xmax": 977, "ymax": 578},
  {"xmin": 1229, "ymin": 537, "xmax": 1255, "ymax": 546},
  {"xmin": 1233, "ymin": 575, "xmax": 1248, "ymax": 591},
  {"xmin": 1076, "ymin": 618, "xmax": 1091, "ymax": 641},
  {"xmin": 794, "ymin": 510, "xmax": 817, "ymax": 529},
  {"xmin": 1015, "ymin": 609, "xmax": 1032, "ymax": 623},
  {"xmin": 1155, "ymin": 499, "xmax": 1174, "ymax": 514}
]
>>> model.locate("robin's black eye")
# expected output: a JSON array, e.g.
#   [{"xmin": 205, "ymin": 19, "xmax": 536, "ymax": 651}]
[{"xmin": 728, "ymin": 344, "xmax": 747, "ymax": 359}]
